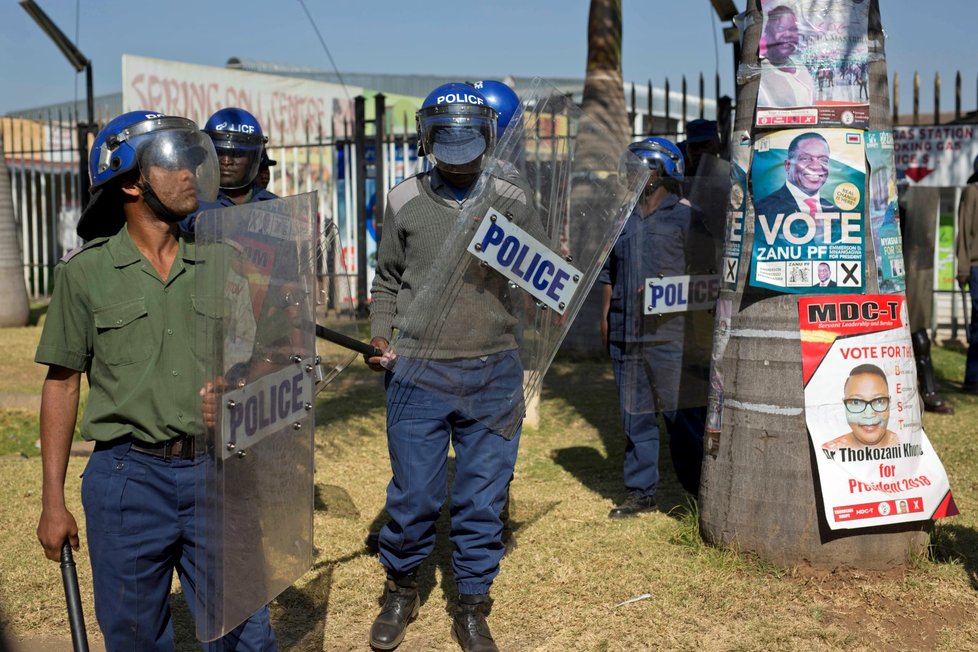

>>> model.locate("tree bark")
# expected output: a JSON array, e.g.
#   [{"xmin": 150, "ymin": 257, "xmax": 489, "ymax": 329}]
[
  {"xmin": 0, "ymin": 131, "xmax": 30, "ymax": 328},
  {"xmin": 563, "ymin": 0, "xmax": 629, "ymax": 356},
  {"xmin": 578, "ymin": 0, "xmax": 629, "ymax": 164},
  {"xmin": 699, "ymin": 0, "xmax": 929, "ymax": 569}
]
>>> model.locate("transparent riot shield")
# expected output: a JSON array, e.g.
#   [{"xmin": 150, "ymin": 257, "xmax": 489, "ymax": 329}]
[
  {"xmin": 193, "ymin": 193, "xmax": 317, "ymax": 641},
  {"xmin": 314, "ymin": 218, "xmax": 362, "ymax": 389},
  {"xmin": 385, "ymin": 78, "xmax": 650, "ymax": 438},
  {"xmin": 611, "ymin": 158, "xmax": 729, "ymax": 493}
]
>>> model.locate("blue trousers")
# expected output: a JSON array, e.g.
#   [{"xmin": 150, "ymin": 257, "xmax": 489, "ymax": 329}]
[
  {"xmin": 379, "ymin": 352, "xmax": 522, "ymax": 595},
  {"xmin": 967, "ymin": 266, "xmax": 978, "ymax": 385},
  {"xmin": 82, "ymin": 440, "xmax": 276, "ymax": 651},
  {"xmin": 609, "ymin": 340, "xmax": 684, "ymax": 498}
]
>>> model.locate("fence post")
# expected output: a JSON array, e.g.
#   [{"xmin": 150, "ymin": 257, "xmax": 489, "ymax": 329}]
[
  {"xmin": 913, "ymin": 71, "xmax": 920, "ymax": 125},
  {"xmin": 374, "ymin": 93, "xmax": 386, "ymax": 241},
  {"xmin": 354, "ymin": 96, "xmax": 369, "ymax": 318},
  {"xmin": 681, "ymin": 75, "xmax": 688, "ymax": 136},
  {"xmin": 646, "ymin": 80, "xmax": 653, "ymax": 135},
  {"xmin": 934, "ymin": 73, "xmax": 941, "ymax": 124},
  {"xmin": 664, "ymin": 78, "xmax": 671, "ymax": 133},
  {"xmin": 955, "ymin": 71, "xmax": 961, "ymax": 121},
  {"xmin": 892, "ymin": 71, "xmax": 899, "ymax": 126}
]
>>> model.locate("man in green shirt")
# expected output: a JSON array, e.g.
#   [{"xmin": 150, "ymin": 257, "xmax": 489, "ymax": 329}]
[{"xmin": 34, "ymin": 110, "xmax": 277, "ymax": 651}]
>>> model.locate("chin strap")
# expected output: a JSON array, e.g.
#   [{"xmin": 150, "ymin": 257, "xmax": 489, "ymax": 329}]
[{"xmin": 137, "ymin": 181, "xmax": 184, "ymax": 223}]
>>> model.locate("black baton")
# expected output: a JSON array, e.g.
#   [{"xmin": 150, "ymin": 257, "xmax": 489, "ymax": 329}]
[
  {"xmin": 315, "ymin": 324, "xmax": 383, "ymax": 358},
  {"xmin": 60, "ymin": 542, "xmax": 89, "ymax": 652}
]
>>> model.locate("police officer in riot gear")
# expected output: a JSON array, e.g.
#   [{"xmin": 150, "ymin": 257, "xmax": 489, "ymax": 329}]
[
  {"xmin": 365, "ymin": 82, "xmax": 517, "ymax": 652},
  {"xmin": 601, "ymin": 137, "xmax": 705, "ymax": 515},
  {"xmin": 180, "ymin": 107, "xmax": 277, "ymax": 233},
  {"xmin": 35, "ymin": 111, "xmax": 279, "ymax": 650}
]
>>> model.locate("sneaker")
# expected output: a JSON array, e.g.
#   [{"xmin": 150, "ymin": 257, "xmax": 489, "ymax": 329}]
[{"xmin": 608, "ymin": 494, "xmax": 657, "ymax": 518}]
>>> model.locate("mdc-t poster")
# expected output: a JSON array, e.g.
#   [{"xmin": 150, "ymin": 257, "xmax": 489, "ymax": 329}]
[
  {"xmin": 800, "ymin": 295, "xmax": 957, "ymax": 529},
  {"xmin": 756, "ymin": 0, "xmax": 871, "ymax": 128},
  {"xmin": 750, "ymin": 128, "xmax": 865, "ymax": 293}
]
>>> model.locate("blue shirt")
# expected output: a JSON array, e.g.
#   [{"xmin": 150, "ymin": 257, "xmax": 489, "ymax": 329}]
[
  {"xmin": 179, "ymin": 187, "xmax": 279, "ymax": 234},
  {"xmin": 600, "ymin": 193, "xmax": 692, "ymax": 343}
]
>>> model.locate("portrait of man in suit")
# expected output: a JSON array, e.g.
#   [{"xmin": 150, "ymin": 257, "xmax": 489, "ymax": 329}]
[
  {"xmin": 754, "ymin": 132, "xmax": 839, "ymax": 220},
  {"xmin": 757, "ymin": 4, "xmax": 816, "ymax": 109},
  {"xmin": 814, "ymin": 262, "xmax": 836, "ymax": 287}
]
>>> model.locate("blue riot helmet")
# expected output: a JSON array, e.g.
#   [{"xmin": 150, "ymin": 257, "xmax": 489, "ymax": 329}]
[
  {"xmin": 77, "ymin": 110, "xmax": 219, "ymax": 240},
  {"xmin": 203, "ymin": 107, "xmax": 267, "ymax": 190},
  {"xmin": 416, "ymin": 83, "xmax": 498, "ymax": 176},
  {"xmin": 470, "ymin": 80, "xmax": 521, "ymax": 136},
  {"xmin": 628, "ymin": 137, "xmax": 685, "ymax": 182}
]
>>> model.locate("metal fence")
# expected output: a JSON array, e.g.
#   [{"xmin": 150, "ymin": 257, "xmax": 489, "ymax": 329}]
[{"xmin": 6, "ymin": 69, "xmax": 972, "ymax": 300}]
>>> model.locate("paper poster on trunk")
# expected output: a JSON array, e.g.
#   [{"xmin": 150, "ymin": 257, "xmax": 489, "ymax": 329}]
[
  {"xmin": 750, "ymin": 128, "xmax": 865, "ymax": 293},
  {"xmin": 756, "ymin": 0, "xmax": 871, "ymax": 128},
  {"xmin": 800, "ymin": 295, "xmax": 957, "ymax": 530},
  {"xmin": 865, "ymin": 131, "xmax": 906, "ymax": 293},
  {"xmin": 722, "ymin": 132, "xmax": 751, "ymax": 290}
]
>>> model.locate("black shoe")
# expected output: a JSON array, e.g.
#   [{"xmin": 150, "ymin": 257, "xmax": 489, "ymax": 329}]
[
  {"xmin": 608, "ymin": 494, "xmax": 657, "ymax": 518},
  {"xmin": 922, "ymin": 392, "xmax": 954, "ymax": 414},
  {"xmin": 451, "ymin": 594, "xmax": 498, "ymax": 652},
  {"xmin": 961, "ymin": 382, "xmax": 978, "ymax": 394},
  {"xmin": 369, "ymin": 576, "xmax": 420, "ymax": 650}
]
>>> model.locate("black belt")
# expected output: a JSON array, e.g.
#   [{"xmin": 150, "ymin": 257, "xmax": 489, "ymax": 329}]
[{"xmin": 128, "ymin": 435, "xmax": 198, "ymax": 460}]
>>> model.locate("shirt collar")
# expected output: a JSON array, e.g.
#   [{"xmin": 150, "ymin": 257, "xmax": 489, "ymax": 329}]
[
  {"xmin": 105, "ymin": 223, "xmax": 195, "ymax": 268},
  {"xmin": 428, "ymin": 168, "xmax": 471, "ymax": 203},
  {"xmin": 639, "ymin": 191, "xmax": 681, "ymax": 218},
  {"xmin": 786, "ymin": 179, "xmax": 818, "ymax": 210}
]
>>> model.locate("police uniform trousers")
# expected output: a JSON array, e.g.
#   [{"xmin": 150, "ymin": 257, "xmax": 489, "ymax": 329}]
[
  {"xmin": 82, "ymin": 439, "xmax": 276, "ymax": 651},
  {"xmin": 609, "ymin": 338, "xmax": 683, "ymax": 498},
  {"xmin": 378, "ymin": 351, "xmax": 521, "ymax": 595},
  {"xmin": 967, "ymin": 266, "xmax": 978, "ymax": 386}
]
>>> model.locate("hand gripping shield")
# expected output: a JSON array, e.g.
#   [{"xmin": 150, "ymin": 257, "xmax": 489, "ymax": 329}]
[
  {"xmin": 193, "ymin": 193, "xmax": 318, "ymax": 641},
  {"xmin": 385, "ymin": 79, "xmax": 650, "ymax": 438}
]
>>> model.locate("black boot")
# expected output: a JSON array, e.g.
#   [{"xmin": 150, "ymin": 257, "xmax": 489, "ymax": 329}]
[
  {"xmin": 369, "ymin": 573, "xmax": 419, "ymax": 650},
  {"xmin": 912, "ymin": 329, "xmax": 954, "ymax": 414},
  {"xmin": 451, "ymin": 594, "xmax": 498, "ymax": 652}
]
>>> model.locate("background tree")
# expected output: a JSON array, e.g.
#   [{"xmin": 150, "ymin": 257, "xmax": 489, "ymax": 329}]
[
  {"xmin": 0, "ymin": 132, "xmax": 30, "ymax": 328},
  {"xmin": 699, "ymin": 0, "xmax": 929, "ymax": 568},
  {"xmin": 578, "ymin": 0, "xmax": 630, "ymax": 161},
  {"xmin": 563, "ymin": 0, "xmax": 630, "ymax": 355}
]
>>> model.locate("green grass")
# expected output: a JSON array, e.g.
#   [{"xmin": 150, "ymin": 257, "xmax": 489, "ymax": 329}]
[{"xmin": 3, "ymin": 325, "xmax": 978, "ymax": 650}]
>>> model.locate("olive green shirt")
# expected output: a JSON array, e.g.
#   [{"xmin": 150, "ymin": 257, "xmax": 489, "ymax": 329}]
[{"xmin": 35, "ymin": 224, "xmax": 205, "ymax": 443}]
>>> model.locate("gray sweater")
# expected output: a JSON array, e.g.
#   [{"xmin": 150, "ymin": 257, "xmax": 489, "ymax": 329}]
[{"xmin": 370, "ymin": 169, "xmax": 540, "ymax": 359}]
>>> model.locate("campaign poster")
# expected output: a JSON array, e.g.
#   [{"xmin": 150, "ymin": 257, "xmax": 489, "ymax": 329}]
[
  {"xmin": 866, "ymin": 131, "xmax": 906, "ymax": 293},
  {"xmin": 894, "ymin": 124, "xmax": 978, "ymax": 186},
  {"xmin": 704, "ymin": 297, "xmax": 733, "ymax": 452},
  {"xmin": 756, "ymin": 0, "xmax": 870, "ymax": 129},
  {"xmin": 800, "ymin": 295, "xmax": 957, "ymax": 530},
  {"xmin": 750, "ymin": 128, "xmax": 865, "ymax": 293},
  {"xmin": 722, "ymin": 132, "xmax": 752, "ymax": 290}
]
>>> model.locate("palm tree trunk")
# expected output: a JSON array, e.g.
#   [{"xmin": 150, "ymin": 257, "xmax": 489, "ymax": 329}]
[
  {"xmin": 0, "ymin": 131, "xmax": 30, "ymax": 327},
  {"xmin": 699, "ymin": 0, "xmax": 928, "ymax": 568},
  {"xmin": 562, "ymin": 0, "xmax": 629, "ymax": 356},
  {"xmin": 578, "ymin": 0, "xmax": 629, "ymax": 167}
]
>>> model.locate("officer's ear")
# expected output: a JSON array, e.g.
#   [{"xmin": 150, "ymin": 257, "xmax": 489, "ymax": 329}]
[{"xmin": 118, "ymin": 169, "xmax": 144, "ymax": 199}]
